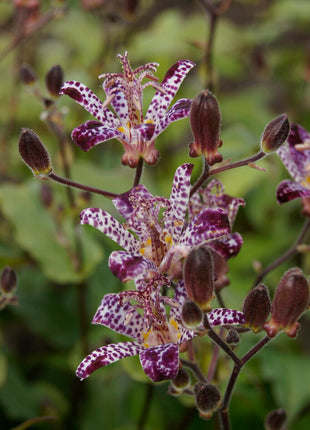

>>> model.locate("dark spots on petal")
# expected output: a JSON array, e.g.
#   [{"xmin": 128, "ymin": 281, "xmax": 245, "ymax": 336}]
[{"xmin": 63, "ymin": 87, "xmax": 83, "ymax": 102}]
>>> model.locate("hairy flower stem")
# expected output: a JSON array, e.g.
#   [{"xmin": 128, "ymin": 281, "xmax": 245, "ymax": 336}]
[
  {"xmin": 253, "ymin": 218, "xmax": 310, "ymax": 287},
  {"xmin": 180, "ymin": 359, "xmax": 207, "ymax": 383},
  {"xmin": 133, "ymin": 157, "xmax": 144, "ymax": 187},
  {"xmin": 190, "ymin": 151, "xmax": 265, "ymax": 197},
  {"xmin": 219, "ymin": 335, "xmax": 271, "ymax": 430},
  {"xmin": 48, "ymin": 172, "xmax": 118, "ymax": 199}
]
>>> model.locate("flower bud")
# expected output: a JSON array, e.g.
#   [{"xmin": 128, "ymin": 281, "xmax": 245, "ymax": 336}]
[
  {"xmin": 194, "ymin": 382, "xmax": 221, "ymax": 419},
  {"xmin": 20, "ymin": 63, "xmax": 37, "ymax": 85},
  {"xmin": 225, "ymin": 329, "xmax": 240, "ymax": 346},
  {"xmin": 260, "ymin": 113, "xmax": 290, "ymax": 153},
  {"xmin": 183, "ymin": 245, "xmax": 214, "ymax": 312},
  {"xmin": 265, "ymin": 408, "xmax": 287, "ymax": 430},
  {"xmin": 45, "ymin": 65, "xmax": 64, "ymax": 97},
  {"xmin": 19, "ymin": 128, "xmax": 53, "ymax": 176},
  {"xmin": 263, "ymin": 268, "xmax": 309, "ymax": 338},
  {"xmin": 243, "ymin": 284, "xmax": 271, "ymax": 333},
  {"xmin": 189, "ymin": 90, "xmax": 223, "ymax": 166},
  {"xmin": 181, "ymin": 299, "xmax": 203, "ymax": 329},
  {"xmin": 1, "ymin": 267, "xmax": 17, "ymax": 294},
  {"xmin": 171, "ymin": 368, "xmax": 191, "ymax": 392}
]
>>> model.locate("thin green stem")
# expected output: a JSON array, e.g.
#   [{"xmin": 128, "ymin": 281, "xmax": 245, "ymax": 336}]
[
  {"xmin": 133, "ymin": 157, "xmax": 144, "ymax": 187},
  {"xmin": 180, "ymin": 359, "xmax": 207, "ymax": 383}
]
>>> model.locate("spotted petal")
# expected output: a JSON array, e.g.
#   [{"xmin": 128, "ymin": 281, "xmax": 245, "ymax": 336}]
[
  {"xmin": 60, "ymin": 81, "xmax": 119, "ymax": 126},
  {"xmin": 164, "ymin": 163, "xmax": 193, "ymax": 242},
  {"xmin": 276, "ymin": 180, "xmax": 310, "ymax": 203},
  {"xmin": 208, "ymin": 308, "xmax": 246, "ymax": 327},
  {"xmin": 139, "ymin": 343, "xmax": 179, "ymax": 382},
  {"xmin": 154, "ymin": 98, "xmax": 192, "ymax": 136},
  {"xmin": 179, "ymin": 208, "xmax": 230, "ymax": 247},
  {"xmin": 145, "ymin": 60, "xmax": 195, "ymax": 123},
  {"xmin": 92, "ymin": 293, "xmax": 144, "ymax": 342},
  {"xmin": 80, "ymin": 208, "xmax": 139, "ymax": 253},
  {"xmin": 76, "ymin": 341, "xmax": 142, "ymax": 380},
  {"xmin": 72, "ymin": 121, "xmax": 124, "ymax": 151},
  {"xmin": 208, "ymin": 232, "xmax": 243, "ymax": 260},
  {"xmin": 113, "ymin": 185, "xmax": 153, "ymax": 220},
  {"xmin": 109, "ymin": 250, "xmax": 157, "ymax": 289}
]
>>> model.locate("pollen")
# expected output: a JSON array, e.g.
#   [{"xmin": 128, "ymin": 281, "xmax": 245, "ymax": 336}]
[
  {"xmin": 165, "ymin": 235, "xmax": 173, "ymax": 245},
  {"xmin": 146, "ymin": 238, "xmax": 152, "ymax": 246},
  {"xmin": 145, "ymin": 119, "xmax": 154, "ymax": 124},
  {"xmin": 118, "ymin": 126, "xmax": 125, "ymax": 133},
  {"xmin": 302, "ymin": 176, "xmax": 310, "ymax": 189},
  {"xmin": 140, "ymin": 248, "xmax": 145, "ymax": 255},
  {"xmin": 170, "ymin": 318, "xmax": 178, "ymax": 330}
]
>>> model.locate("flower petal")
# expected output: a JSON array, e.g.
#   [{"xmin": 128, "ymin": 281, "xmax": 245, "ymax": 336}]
[
  {"xmin": 208, "ymin": 232, "xmax": 243, "ymax": 259},
  {"xmin": 71, "ymin": 121, "xmax": 123, "ymax": 151},
  {"xmin": 92, "ymin": 293, "xmax": 144, "ymax": 342},
  {"xmin": 276, "ymin": 180, "xmax": 310, "ymax": 203},
  {"xmin": 154, "ymin": 98, "xmax": 192, "ymax": 137},
  {"xmin": 139, "ymin": 343, "xmax": 179, "ymax": 382},
  {"xmin": 164, "ymin": 163, "xmax": 194, "ymax": 242},
  {"xmin": 76, "ymin": 341, "xmax": 142, "ymax": 380},
  {"xmin": 109, "ymin": 250, "xmax": 157, "ymax": 288},
  {"xmin": 80, "ymin": 208, "xmax": 139, "ymax": 254},
  {"xmin": 113, "ymin": 185, "xmax": 153, "ymax": 220},
  {"xmin": 179, "ymin": 208, "xmax": 230, "ymax": 247},
  {"xmin": 145, "ymin": 60, "xmax": 195, "ymax": 122},
  {"xmin": 60, "ymin": 81, "xmax": 119, "ymax": 126},
  {"xmin": 208, "ymin": 308, "xmax": 246, "ymax": 326}
]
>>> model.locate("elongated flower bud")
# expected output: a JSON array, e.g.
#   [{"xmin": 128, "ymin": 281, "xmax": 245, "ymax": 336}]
[
  {"xmin": 19, "ymin": 129, "xmax": 53, "ymax": 176},
  {"xmin": 46, "ymin": 65, "xmax": 64, "ymax": 97},
  {"xmin": 189, "ymin": 90, "xmax": 223, "ymax": 166},
  {"xmin": 20, "ymin": 63, "xmax": 37, "ymax": 85},
  {"xmin": 1, "ymin": 267, "xmax": 17, "ymax": 294},
  {"xmin": 265, "ymin": 409, "xmax": 287, "ymax": 430},
  {"xmin": 183, "ymin": 245, "xmax": 214, "ymax": 312},
  {"xmin": 263, "ymin": 268, "xmax": 309, "ymax": 338},
  {"xmin": 260, "ymin": 113, "xmax": 290, "ymax": 153},
  {"xmin": 181, "ymin": 299, "xmax": 203, "ymax": 329},
  {"xmin": 243, "ymin": 284, "xmax": 271, "ymax": 333},
  {"xmin": 194, "ymin": 383, "xmax": 221, "ymax": 419}
]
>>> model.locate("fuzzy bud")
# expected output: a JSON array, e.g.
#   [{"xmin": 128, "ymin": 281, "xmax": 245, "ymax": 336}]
[
  {"xmin": 181, "ymin": 299, "xmax": 203, "ymax": 329},
  {"xmin": 1, "ymin": 267, "xmax": 17, "ymax": 294},
  {"xmin": 183, "ymin": 245, "xmax": 214, "ymax": 312},
  {"xmin": 260, "ymin": 114, "xmax": 290, "ymax": 153},
  {"xmin": 263, "ymin": 268, "xmax": 309, "ymax": 338},
  {"xmin": 20, "ymin": 64, "xmax": 37, "ymax": 85},
  {"xmin": 243, "ymin": 284, "xmax": 271, "ymax": 333},
  {"xmin": 194, "ymin": 383, "xmax": 221, "ymax": 419},
  {"xmin": 225, "ymin": 329, "xmax": 240, "ymax": 346},
  {"xmin": 189, "ymin": 90, "xmax": 223, "ymax": 166},
  {"xmin": 265, "ymin": 408, "xmax": 287, "ymax": 430},
  {"xmin": 45, "ymin": 65, "xmax": 64, "ymax": 97},
  {"xmin": 19, "ymin": 129, "xmax": 53, "ymax": 176},
  {"xmin": 171, "ymin": 368, "xmax": 191, "ymax": 392}
]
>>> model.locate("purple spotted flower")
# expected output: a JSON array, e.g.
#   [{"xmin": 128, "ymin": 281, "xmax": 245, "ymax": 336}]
[
  {"xmin": 76, "ymin": 280, "xmax": 245, "ymax": 382},
  {"xmin": 188, "ymin": 179, "xmax": 245, "ymax": 259},
  {"xmin": 60, "ymin": 52, "xmax": 195, "ymax": 167},
  {"xmin": 277, "ymin": 124, "xmax": 310, "ymax": 210},
  {"xmin": 80, "ymin": 163, "xmax": 232, "ymax": 286}
]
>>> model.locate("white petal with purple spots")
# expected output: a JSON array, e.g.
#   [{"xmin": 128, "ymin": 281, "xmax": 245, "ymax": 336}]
[
  {"xmin": 208, "ymin": 308, "xmax": 246, "ymax": 327},
  {"xmin": 139, "ymin": 343, "xmax": 179, "ymax": 382}
]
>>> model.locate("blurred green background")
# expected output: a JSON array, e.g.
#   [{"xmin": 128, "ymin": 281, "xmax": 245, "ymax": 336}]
[{"xmin": 1, "ymin": 0, "xmax": 310, "ymax": 429}]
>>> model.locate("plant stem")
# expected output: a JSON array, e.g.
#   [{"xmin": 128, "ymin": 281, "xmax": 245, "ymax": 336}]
[
  {"xmin": 48, "ymin": 172, "xmax": 118, "ymax": 199},
  {"xmin": 181, "ymin": 359, "xmax": 207, "ymax": 383},
  {"xmin": 253, "ymin": 217, "xmax": 310, "ymax": 286},
  {"xmin": 133, "ymin": 157, "xmax": 144, "ymax": 187}
]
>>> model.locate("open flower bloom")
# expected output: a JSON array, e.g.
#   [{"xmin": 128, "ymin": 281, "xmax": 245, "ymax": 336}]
[
  {"xmin": 60, "ymin": 52, "xmax": 195, "ymax": 167},
  {"xmin": 277, "ymin": 123, "xmax": 310, "ymax": 205},
  {"xmin": 80, "ymin": 164, "xmax": 237, "ymax": 286},
  {"xmin": 188, "ymin": 179, "xmax": 244, "ymax": 258},
  {"xmin": 76, "ymin": 280, "xmax": 246, "ymax": 382}
]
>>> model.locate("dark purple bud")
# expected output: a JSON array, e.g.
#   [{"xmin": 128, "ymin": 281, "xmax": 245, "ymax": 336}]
[
  {"xmin": 1, "ymin": 267, "xmax": 17, "ymax": 294},
  {"xmin": 189, "ymin": 90, "xmax": 223, "ymax": 166},
  {"xmin": 19, "ymin": 63, "xmax": 37, "ymax": 85},
  {"xmin": 243, "ymin": 284, "xmax": 271, "ymax": 333},
  {"xmin": 194, "ymin": 383, "xmax": 221, "ymax": 419},
  {"xmin": 225, "ymin": 329, "xmax": 240, "ymax": 346},
  {"xmin": 265, "ymin": 408, "xmax": 287, "ymax": 430},
  {"xmin": 45, "ymin": 65, "xmax": 64, "ymax": 97},
  {"xmin": 261, "ymin": 114, "xmax": 290, "ymax": 153},
  {"xmin": 184, "ymin": 245, "xmax": 214, "ymax": 311},
  {"xmin": 19, "ymin": 128, "xmax": 53, "ymax": 176},
  {"xmin": 171, "ymin": 368, "xmax": 190, "ymax": 391},
  {"xmin": 263, "ymin": 268, "xmax": 309, "ymax": 338},
  {"xmin": 181, "ymin": 299, "xmax": 203, "ymax": 329}
]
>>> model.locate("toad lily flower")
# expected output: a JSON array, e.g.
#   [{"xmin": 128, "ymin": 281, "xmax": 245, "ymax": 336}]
[
  {"xmin": 80, "ymin": 164, "xmax": 233, "ymax": 286},
  {"xmin": 277, "ymin": 124, "xmax": 310, "ymax": 210},
  {"xmin": 76, "ymin": 280, "xmax": 246, "ymax": 382},
  {"xmin": 60, "ymin": 52, "xmax": 195, "ymax": 167}
]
